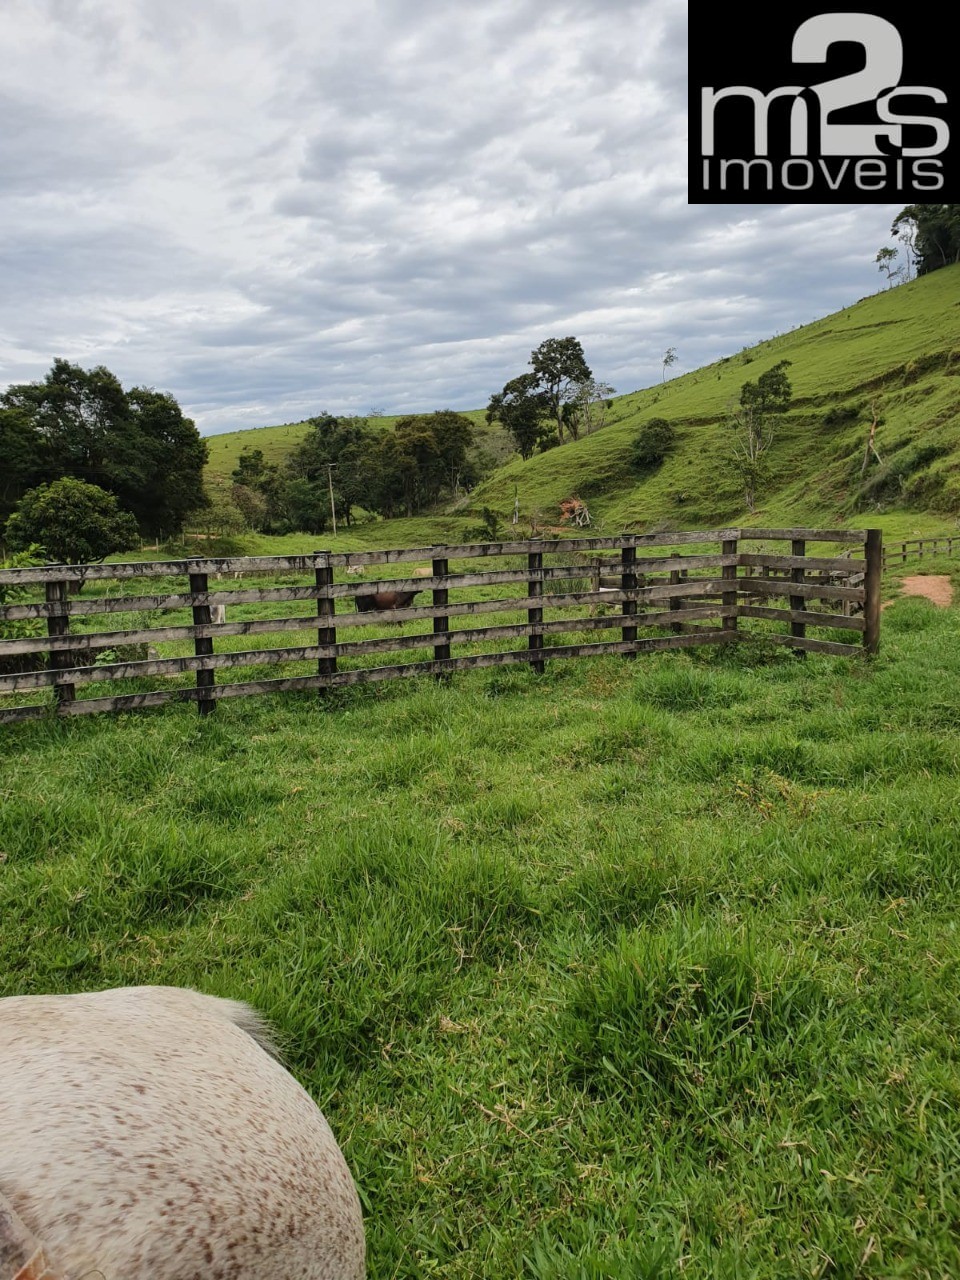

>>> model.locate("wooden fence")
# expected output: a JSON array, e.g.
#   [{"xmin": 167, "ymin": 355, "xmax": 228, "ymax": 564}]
[
  {"xmin": 881, "ymin": 534, "xmax": 958, "ymax": 569},
  {"xmin": 0, "ymin": 528, "xmax": 881, "ymax": 725}
]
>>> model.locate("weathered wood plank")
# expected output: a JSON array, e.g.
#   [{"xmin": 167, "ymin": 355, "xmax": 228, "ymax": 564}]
[
  {"xmin": 324, "ymin": 531, "xmax": 742, "ymax": 566},
  {"xmin": 0, "ymin": 586, "xmax": 325, "ymax": 620},
  {"xmin": 0, "ymin": 703, "xmax": 50, "ymax": 725},
  {"xmin": 739, "ymin": 553, "xmax": 866, "ymax": 572},
  {"xmin": 738, "ymin": 606, "xmax": 865, "ymax": 631},
  {"xmin": 0, "ymin": 616, "xmax": 323, "ymax": 655},
  {"xmin": 741, "ymin": 578, "xmax": 865, "ymax": 603},
  {"xmin": 738, "ymin": 528, "xmax": 865, "ymax": 543},
  {"xmin": 762, "ymin": 634, "xmax": 864, "ymax": 657},
  {"xmin": 0, "ymin": 555, "xmax": 331, "ymax": 585},
  {"xmin": 0, "ymin": 645, "xmax": 342, "ymax": 693}
]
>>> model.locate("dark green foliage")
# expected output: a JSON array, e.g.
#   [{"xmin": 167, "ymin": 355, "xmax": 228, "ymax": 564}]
[
  {"xmin": 287, "ymin": 413, "xmax": 376, "ymax": 528},
  {"xmin": 822, "ymin": 403, "xmax": 860, "ymax": 428},
  {"xmin": 892, "ymin": 205, "xmax": 960, "ymax": 277},
  {"xmin": 857, "ymin": 442, "xmax": 949, "ymax": 506},
  {"xmin": 364, "ymin": 411, "xmax": 476, "ymax": 518},
  {"xmin": 729, "ymin": 360, "xmax": 793, "ymax": 510},
  {"xmin": 5, "ymin": 477, "xmax": 139, "ymax": 564},
  {"xmin": 126, "ymin": 387, "xmax": 208, "ymax": 536},
  {"xmin": 0, "ymin": 407, "xmax": 52, "ymax": 528},
  {"xmin": 628, "ymin": 417, "xmax": 675, "ymax": 472},
  {"xmin": 486, "ymin": 373, "xmax": 550, "ymax": 459},
  {"xmin": 1, "ymin": 359, "xmax": 207, "ymax": 539},
  {"xmin": 529, "ymin": 336, "xmax": 592, "ymax": 442}
]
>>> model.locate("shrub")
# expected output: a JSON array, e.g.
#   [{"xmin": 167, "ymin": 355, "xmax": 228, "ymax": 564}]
[{"xmin": 628, "ymin": 418, "xmax": 676, "ymax": 473}]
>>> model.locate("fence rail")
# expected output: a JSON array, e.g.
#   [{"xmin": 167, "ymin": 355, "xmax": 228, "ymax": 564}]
[
  {"xmin": 0, "ymin": 528, "xmax": 881, "ymax": 725},
  {"xmin": 881, "ymin": 534, "xmax": 958, "ymax": 569}
]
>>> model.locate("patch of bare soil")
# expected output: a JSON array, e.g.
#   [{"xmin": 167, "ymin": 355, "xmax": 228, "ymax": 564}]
[{"xmin": 882, "ymin": 575, "xmax": 954, "ymax": 610}]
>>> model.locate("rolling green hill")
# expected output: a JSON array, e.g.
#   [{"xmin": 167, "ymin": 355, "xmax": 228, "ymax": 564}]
[{"xmin": 203, "ymin": 266, "xmax": 960, "ymax": 544}]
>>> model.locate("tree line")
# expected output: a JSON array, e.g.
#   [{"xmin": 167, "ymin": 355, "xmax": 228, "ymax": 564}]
[{"xmin": 227, "ymin": 409, "xmax": 478, "ymax": 534}]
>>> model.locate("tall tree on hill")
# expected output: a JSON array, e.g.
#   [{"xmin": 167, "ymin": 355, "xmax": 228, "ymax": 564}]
[
  {"xmin": 486, "ymin": 374, "xmax": 550, "ymax": 459},
  {"xmin": 728, "ymin": 360, "xmax": 792, "ymax": 512},
  {"xmin": 529, "ymin": 337, "xmax": 592, "ymax": 443},
  {"xmin": 890, "ymin": 206, "xmax": 960, "ymax": 276}
]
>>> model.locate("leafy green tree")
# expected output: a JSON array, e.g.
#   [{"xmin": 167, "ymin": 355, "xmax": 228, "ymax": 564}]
[
  {"xmin": 486, "ymin": 374, "xmax": 549, "ymax": 459},
  {"xmin": 729, "ymin": 361, "xmax": 792, "ymax": 512},
  {"xmin": 287, "ymin": 413, "xmax": 377, "ymax": 528},
  {"xmin": 1, "ymin": 359, "xmax": 207, "ymax": 538},
  {"xmin": 0, "ymin": 407, "xmax": 52, "ymax": 529},
  {"xmin": 5, "ymin": 478, "xmax": 138, "ymax": 564},
  {"xmin": 279, "ymin": 478, "xmax": 329, "ymax": 535},
  {"xmin": 529, "ymin": 337, "xmax": 592, "ymax": 442},
  {"xmin": 875, "ymin": 246, "xmax": 900, "ymax": 287},
  {"xmin": 563, "ymin": 379, "xmax": 616, "ymax": 438},
  {"xmin": 126, "ymin": 387, "xmax": 208, "ymax": 537},
  {"xmin": 890, "ymin": 206, "xmax": 960, "ymax": 277},
  {"xmin": 662, "ymin": 347, "xmax": 678, "ymax": 382},
  {"xmin": 629, "ymin": 418, "xmax": 676, "ymax": 472},
  {"xmin": 231, "ymin": 448, "xmax": 268, "ymax": 487}
]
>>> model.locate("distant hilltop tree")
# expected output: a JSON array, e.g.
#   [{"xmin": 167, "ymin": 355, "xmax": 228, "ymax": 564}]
[
  {"xmin": 890, "ymin": 205, "xmax": 960, "ymax": 277},
  {"xmin": 488, "ymin": 336, "xmax": 609, "ymax": 456}
]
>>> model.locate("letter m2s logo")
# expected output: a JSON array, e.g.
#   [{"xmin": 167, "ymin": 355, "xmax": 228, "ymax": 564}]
[{"xmin": 688, "ymin": 4, "xmax": 958, "ymax": 203}]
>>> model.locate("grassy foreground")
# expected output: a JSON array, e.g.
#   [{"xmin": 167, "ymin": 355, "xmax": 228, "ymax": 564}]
[{"xmin": 3, "ymin": 581, "xmax": 960, "ymax": 1278}]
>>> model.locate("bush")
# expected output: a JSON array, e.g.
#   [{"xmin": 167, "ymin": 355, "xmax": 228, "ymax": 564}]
[{"xmin": 628, "ymin": 418, "xmax": 676, "ymax": 472}]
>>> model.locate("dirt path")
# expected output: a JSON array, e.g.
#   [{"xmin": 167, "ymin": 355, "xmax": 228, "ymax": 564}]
[{"xmin": 883, "ymin": 574, "xmax": 954, "ymax": 609}]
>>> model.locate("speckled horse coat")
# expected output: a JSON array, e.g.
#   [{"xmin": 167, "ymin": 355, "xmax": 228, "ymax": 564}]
[{"xmin": 0, "ymin": 986, "xmax": 365, "ymax": 1280}]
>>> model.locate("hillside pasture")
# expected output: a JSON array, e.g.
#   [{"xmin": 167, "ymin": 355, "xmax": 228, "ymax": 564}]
[{"xmin": 3, "ymin": 561, "xmax": 960, "ymax": 1277}]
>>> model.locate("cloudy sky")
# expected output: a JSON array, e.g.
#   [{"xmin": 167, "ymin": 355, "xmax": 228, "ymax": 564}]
[{"xmin": 1, "ymin": 0, "xmax": 901, "ymax": 436}]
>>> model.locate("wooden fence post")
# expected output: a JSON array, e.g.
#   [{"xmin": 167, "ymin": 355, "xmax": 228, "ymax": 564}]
[
  {"xmin": 45, "ymin": 579, "xmax": 75, "ymax": 709},
  {"xmin": 528, "ymin": 550, "xmax": 544, "ymax": 674},
  {"xmin": 314, "ymin": 551, "xmax": 336, "ymax": 691},
  {"xmin": 722, "ymin": 537, "xmax": 738, "ymax": 636},
  {"xmin": 621, "ymin": 544, "xmax": 637, "ymax": 656},
  {"xmin": 189, "ymin": 569, "xmax": 216, "ymax": 715},
  {"xmin": 669, "ymin": 562, "xmax": 682, "ymax": 634},
  {"xmin": 432, "ymin": 553, "xmax": 450, "ymax": 679},
  {"xmin": 790, "ymin": 538, "xmax": 806, "ymax": 657},
  {"xmin": 864, "ymin": 529, "xmax": 882, "ymax": 655}
]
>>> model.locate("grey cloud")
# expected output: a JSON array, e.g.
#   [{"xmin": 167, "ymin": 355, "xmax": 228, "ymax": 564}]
[{"xmin": 0, "ymin": 1, "xmax": 903, "ymax": 436}]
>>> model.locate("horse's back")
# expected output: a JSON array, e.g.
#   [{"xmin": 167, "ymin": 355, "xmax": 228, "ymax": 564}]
[{"xmin": 0, "ymin": 986, "xmax": 365, "ymax": 1279}]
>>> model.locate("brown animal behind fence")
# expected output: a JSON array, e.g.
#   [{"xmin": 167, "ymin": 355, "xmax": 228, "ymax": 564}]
[{"xmin": 0, "ymin": 529, "xmax": 881, "ymax": 724}]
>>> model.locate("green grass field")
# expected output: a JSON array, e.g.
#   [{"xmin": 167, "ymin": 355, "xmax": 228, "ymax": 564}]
[{"xmin": 3, "ymin": 552, "xmax": 959, "ymax": 1278}]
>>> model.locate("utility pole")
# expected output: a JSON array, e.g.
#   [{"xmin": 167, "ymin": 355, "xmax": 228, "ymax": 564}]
[{"xmin": 326, "ymin": 463, "xmax": 337, "ymax": 537}]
